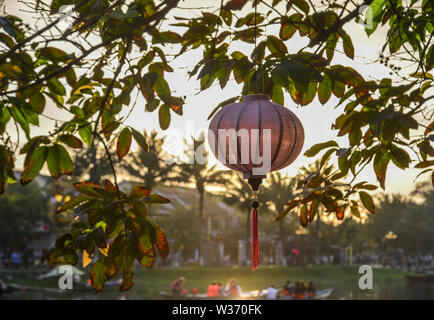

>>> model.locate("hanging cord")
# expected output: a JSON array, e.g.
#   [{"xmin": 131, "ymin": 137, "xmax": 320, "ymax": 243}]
[
  {"xmin": 248, "ymin": 177, "xmax": 263, "ymax": 271},
  {"xmin": 251, "ymin": 191, "xmax": 259, "ymax": 271}
]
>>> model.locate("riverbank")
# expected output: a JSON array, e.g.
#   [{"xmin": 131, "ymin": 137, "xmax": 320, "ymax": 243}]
[{"xmin": 2, "ymin": 265, "xmax": 418, "ymax": 299}]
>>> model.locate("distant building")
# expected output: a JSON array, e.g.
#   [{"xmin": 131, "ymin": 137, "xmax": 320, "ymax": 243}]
[{"xmin": 119, "ymin": 182, "xmax": 239, "ymax": 265}]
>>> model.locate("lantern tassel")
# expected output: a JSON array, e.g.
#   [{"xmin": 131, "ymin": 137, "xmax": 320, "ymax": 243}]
[{"xmin": 251, "ymin": 207, "xmax": 259, "ymax": 270}]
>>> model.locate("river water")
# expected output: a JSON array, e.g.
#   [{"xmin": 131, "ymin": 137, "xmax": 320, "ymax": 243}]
[{"xmin": 2, "ymin": 279, "xmax": 434, "ymax": 300}]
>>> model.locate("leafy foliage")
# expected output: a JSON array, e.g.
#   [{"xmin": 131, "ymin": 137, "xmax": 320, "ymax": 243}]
[
  {"xmin": 0, "ymin": 0, "xmax": 433, "ymax": 291},
  {"xmin": 49, "ymin": 179, "xmax": 170, "ymax": 293}
]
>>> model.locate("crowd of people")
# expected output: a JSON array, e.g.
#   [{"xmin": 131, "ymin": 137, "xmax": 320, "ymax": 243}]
[
  {"xmin": 171, "ymin": 277, "xmax": 316, "ymax": 299},
  {"xmin": 171, "ymin": 277, "xmax": 243, "ymax": 297},
  {"xmin": 276, "ymin": 280, "xmax": 316, "ymax": 299}
]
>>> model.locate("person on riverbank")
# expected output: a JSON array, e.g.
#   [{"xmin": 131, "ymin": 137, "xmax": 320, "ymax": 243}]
[
  {"xmin": 171, "ymin": 277, "xmax": 187, "ymax": 296},
  {"xmin": 307, "ymin": 281, "xmax": 316, "ymax": 298},
  {"xmin": 282, "ymin": 280, "xmax": 294, "ymax": 296},
  {"xmin": 266, "ymin": 283, "xmax": 279, "ymax": 299},
  {"xmin": 224, "ymin": 279, "xmax": 242, "ymax": 297},
  {"xmin": 217, "ymin": 282, "xmax": 223, "ymax": 296},
  {"xmin": 295, "ymin": 281, "xmax": 307, "ymax": 299},
  {"xmin": 206, "ymin": 281, "xmax": 219, "ymax": 297}
]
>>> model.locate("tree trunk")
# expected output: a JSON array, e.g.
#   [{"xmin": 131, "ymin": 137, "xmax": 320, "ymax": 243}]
[
  {"xmin": 316, "ymin": 210, "xmax": 320, "ymax": 262},
  {"xmin": 198, "ymin": 190, "xmax": 204, "ymax": 263},
  {"xmin": 246, "ymin": 206, "xmax": 251, "ymax": 263},
  {"xmin": 278, "ymin": 222, "xmax": 283, "ymax": 265}
]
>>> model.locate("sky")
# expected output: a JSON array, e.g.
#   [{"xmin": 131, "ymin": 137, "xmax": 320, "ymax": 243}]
[{"xmin": 3, "ymin": 0, "xmax": 432, "ymax": 196}]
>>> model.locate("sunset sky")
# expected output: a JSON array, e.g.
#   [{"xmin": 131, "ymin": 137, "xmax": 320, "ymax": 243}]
[{"xmin": 4, "ymin": 0, "xmax": 432, "ymax": 195}]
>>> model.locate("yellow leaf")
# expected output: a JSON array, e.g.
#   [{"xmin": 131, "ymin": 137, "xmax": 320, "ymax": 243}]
[
  {"xmin": 98, "ymin": 245, "xmax": 109, "ymax": 256},
  {"xmin": 83, "ymin": 250, "xmax": 92, "ymax": 268}
]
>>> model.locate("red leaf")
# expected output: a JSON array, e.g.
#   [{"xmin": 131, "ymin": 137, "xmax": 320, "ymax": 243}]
[
  {"xmin": 156, "ymin": 227, "xmax": 169, "ymax": 259},
  {"xmin": 73, "ymin": 182, "xmax": 103, "ymax": 197},
  {"xmin": 336, "ymin": 206, "xmax": 345, "ymax": 220},
  {"xmin": 225, "ymin": 0, "xmax": 248, "ymax": 10},
  {"xmin": 104, "ymin": 179, "xmax": 117, "ymax": 192},
  {"xmin": 130, "ymin": 186, "xmax": 151, "ymax": 199}
]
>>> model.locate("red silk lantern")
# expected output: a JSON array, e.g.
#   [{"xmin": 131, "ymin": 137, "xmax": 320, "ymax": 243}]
[{"xmin": 208, "ymin": 94, "xmax": 304, "ymax": 270}]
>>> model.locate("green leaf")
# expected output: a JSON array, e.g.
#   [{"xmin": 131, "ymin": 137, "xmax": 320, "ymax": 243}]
[
  {"xmin": 365, "ymin": 0, "xmax": 387, "ymax": 36},
  {"xmin": 351, "ymin": 205, "xmax": 361, "ymax": 218},
  {"xmin": 57, "ymin": 195, "xmax": 91, "ymax": 214},
  {"xmin": 266, "ymin": 35, "xmax": 288, "ymax": 55},
  {"xmin": 414, "ymin": 161, "xmax": 434, "ymax": 169},
  {"xmin": 78, "ymin": 122, "xmax": 92, "ymax": 146},
  {"xmin": 300, "ymin": 204, "xmax": 308, "ymax": 227},
  {"xmin": 326, "ymin": 33, "xmax": 339, "ymax": 61},
  {"xmin": 338, "ymin": 156, "xmax": 350, "ymax": 175},
  {"xmin": 154, "ymin": 77, "xmax": 171, "ymax": 98},
  {"xmin": 304, "ymin": 140, "xmax": 338, "ymax": 157},
  {"xmin": 373, "ymin": 150, "xmax": 390, "ymax": 189},
  {"xmin": 40, "ymin": 46, "xmax": 68, "ymax": 62},
  {"xmin": 332, "ymin": 80, "xmax": 345, "ymax": 98},
  {"xmin": 116, "ymin": 128, "xmax": 132, "ymax": 159},
  {"xmin": 280, "ymin": 21, "xmax": 297, "ymax": 41},
  {"xmin": 390, "ymin": 146, "xmax": 411, "ymax": 169},
  {"xmin": 73, "ymin": 182, "xmax": 103, "ymax": 197},
  {"xmin": 131, "ymin": 128, "xmax": 148, "ymax": 152},
  {"xmin": 339, "ymin": 29, "xmax": 354, "ymax": 59},
  {"xmin": 29, "ymin": 92, "xmax": 45, "ymax": 114},
  {"xmin": 144, "ymin": 194, "xmax": 170, "ymax": 204},
  {"xmin": 9, "ymin": 106, "xmax": 30, "ymax": 139},
  {"xmin": 20, "ymin": 146, "xmax": 47, "ymax": 185},
  {"xmin": 90, "ymin": 258, "xmax": 106, "ymax": 293},
  {"xmin": 293, "ymin": 0, "xmax": 310, "ymax": 14},
  {"xmin": 158, "ymin": 104, "xmax": 171, "ymax": 130},
  {"xmin": 220, "ymin": 8, "xmax": 232, "ymax": 26},
  {"xmin": 120, "ymin": 270, "xmax": 134, "ymax": 292},
  {"xmin": 154, "ymin": 31, "xmax": 182, "ymax": 44},
  {"xmin": 318, "ymin": 74, "xmax": 332, "ymax": 104},
  {"xmin": 359, "ymin": 191, "xmax": 375, "ymax": 214},
  {"xmin": 47, "ymin": 144, "xmax": 74, "ymax": 178},
  {"xmin": 271, "ymin": 84, "xmax": 284, "ymax": 105},
  {"xmin": 59, "ymin": 134, "xmax": 83, "ymax": 149},
  {"xmin": 308, "ymin": 200, "xmax": 319, "ymax": 222},
  {"xmin": 48, "ymin": 77, "xmax": 66, "ymax": 96}
]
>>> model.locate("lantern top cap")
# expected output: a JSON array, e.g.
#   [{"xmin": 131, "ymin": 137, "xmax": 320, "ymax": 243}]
[{"xmin": 242, "ymin": 94, "xmax": 270, "ymax": 103}]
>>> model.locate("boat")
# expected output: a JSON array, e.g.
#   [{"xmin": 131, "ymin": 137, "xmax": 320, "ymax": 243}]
[
  {"xmin": 160, "ymin": 288, "xmax": 333, "ymax": 300},
  {"xmin": 160, "ymin": 290, "xmax": 267, "ymax": 300},
  {"xmin": 405, "ymin": 273, "xmax": 434, "ymax": 282},
  {"xmin": 279, "ymin": 288, "xmax": 333, "ymax": 300}
]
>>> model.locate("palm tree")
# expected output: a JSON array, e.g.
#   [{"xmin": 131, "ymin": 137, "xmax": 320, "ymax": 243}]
[
  {"xmin": 297, "ymin": 159, "xmax": 331, "ymax": 260},
  {"xmin": 262, "ymin": 172, "xmax": 297, "ymax": 265},
  {"xmin": 122, "ymin": 130, "xmax": 176, "ymax": 190},
  {"xmin": 173, "ymin": 133, "xmax": 228, "ymax": 261},
  {"xmin": 223, "ymin": 172, "xmax": 254, "ymax": 264},
  {"xmin": 73, "ymin": 141, "xmax": 114, "ymax": 184}
]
